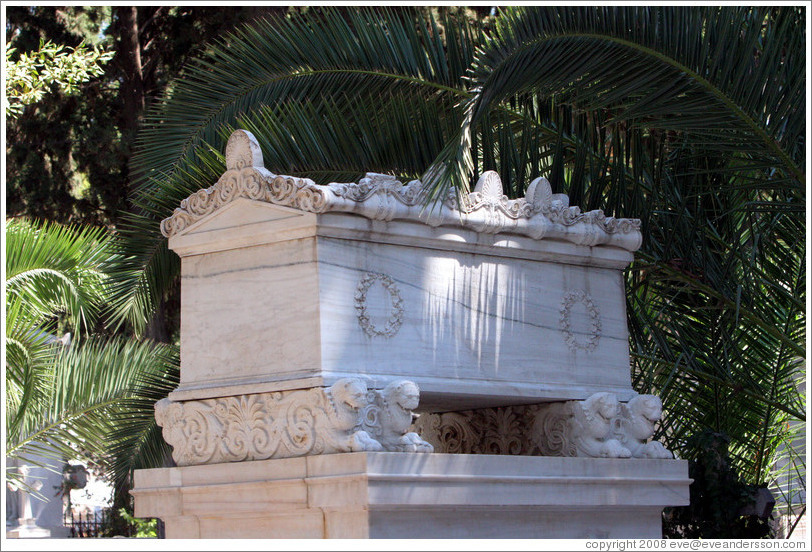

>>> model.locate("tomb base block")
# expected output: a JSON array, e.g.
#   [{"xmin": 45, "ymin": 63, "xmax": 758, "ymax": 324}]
[{"xmin": 132, "ymin": 452, "xmax": 689, "ymax": 539}]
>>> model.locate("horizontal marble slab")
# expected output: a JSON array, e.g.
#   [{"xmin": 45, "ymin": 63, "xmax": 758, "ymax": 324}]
[{"xmin": 132, "ymin": 452, "xmax": 690, "ymax": 538}]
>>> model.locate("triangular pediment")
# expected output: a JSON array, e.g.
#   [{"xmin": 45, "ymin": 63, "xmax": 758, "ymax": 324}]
[
  {"xmin": 175, "ymin": 198, "xmax": 307, "ymax": 238},
  {"xmin": 167, "ymin": 197, "xmax": 318, "ymax": 256}
]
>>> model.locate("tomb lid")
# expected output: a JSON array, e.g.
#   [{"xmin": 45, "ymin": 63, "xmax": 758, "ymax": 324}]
[{"xmin": 161, "ymin": 129, "xmax": 642, "ymax": 253}]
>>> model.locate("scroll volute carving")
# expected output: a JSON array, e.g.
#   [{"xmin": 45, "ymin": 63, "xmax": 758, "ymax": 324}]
[{"xmin": 154, "ymin": 378, "xmax": 433, "ymax": 466}]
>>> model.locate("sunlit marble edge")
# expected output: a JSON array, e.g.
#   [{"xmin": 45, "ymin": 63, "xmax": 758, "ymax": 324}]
[
  {"xmin": 132, "ymin": 451, "xmax": 688, "ymax": 538},
  {"xmin": 168, "ymin": 208, "xmax": 635, "ymax": 272},
  {"xmin": 132, "ymin": 452, "xmax": 691, "ymax": 510},
  {"xmin": 167, "ymin": 373, "xmax": 637, "ymax": 407}
]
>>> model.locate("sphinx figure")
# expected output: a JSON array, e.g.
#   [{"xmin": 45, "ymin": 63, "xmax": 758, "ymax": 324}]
[
  {"xmin": 325, "ymin": 378, "xmax": 384, "ymax": 452},
  {"xmin": 617, "ymin": 394, "xmax": 673, "ymax": 459},
  {"xmin": 571, "ymin": 392, "xmax": 631, "ymax": 458},
  {"xmin": 376, "ymin": 380, "xmax": 434, "ymax": 453}
]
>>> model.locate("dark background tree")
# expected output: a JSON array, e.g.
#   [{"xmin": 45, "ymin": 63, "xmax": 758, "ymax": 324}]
[
  {"xmin": 6, "ymin": 6, "xmax": 478, "ymax": 227},
  {"xmin": 5, "ymin": 6, "xmax": 273, "ymax": 226},
  {"xmin": 5, "ymin": 5, "xmax": 285, "ymax": 531}
]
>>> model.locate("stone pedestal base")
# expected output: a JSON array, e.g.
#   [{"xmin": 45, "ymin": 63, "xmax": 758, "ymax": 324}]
[
  {"xmin": 6, "ymin": 525, "xmax": 52, "ymax": 539},
  {"xmin": 132, "ymin": 452, "xmax": 689, "ymax": 539}
]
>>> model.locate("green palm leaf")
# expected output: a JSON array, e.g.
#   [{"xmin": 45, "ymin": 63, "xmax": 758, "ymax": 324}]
[
  {"xmin": 6, "ymin": 336, "xmax": 178, "ymax": 490},
  {"xmin": 427, "ymin": 6, "xmax": 804, "ymax": 199},
  {"xmin": 5, "ymin": 218, "xmax": 179, "ymax": 491},
  {"xmin": 109, "ymin": 7, "xmax": 485, "ymax": 330}
]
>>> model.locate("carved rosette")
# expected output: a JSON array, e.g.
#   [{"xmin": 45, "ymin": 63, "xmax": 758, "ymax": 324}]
[
  {"xmin": 155, "ymin": 378, "xmax": 432, "ymax": 466},
  {"xmin": 413, "ymin": 392, "xmax": 674, "ymax": 459},
  {"xmin": 161, "ymin": 130, "xmax": 642, "ymax": 252}
]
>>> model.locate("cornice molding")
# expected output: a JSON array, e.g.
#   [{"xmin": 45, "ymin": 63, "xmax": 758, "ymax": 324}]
[{"xmin": 161, "ymin": 130, "xmax": 642, "ymax": 252}]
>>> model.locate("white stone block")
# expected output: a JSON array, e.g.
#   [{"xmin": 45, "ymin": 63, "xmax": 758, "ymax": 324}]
[{"xmin": 131, "ymin": 452, "xmax": 690, "ymax": 539}]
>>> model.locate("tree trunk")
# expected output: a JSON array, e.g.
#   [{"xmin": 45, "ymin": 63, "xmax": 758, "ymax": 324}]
[
  {"xmin": 145, "ymin": 299, "xmax": 170, "ymax": 344},
  {"xmin": 117, "ymin": 6, "xmax": 145, "ymax": 140}
]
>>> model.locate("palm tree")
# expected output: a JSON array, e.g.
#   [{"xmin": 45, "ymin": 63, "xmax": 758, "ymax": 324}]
[
  {"xmin": 5, "ymin": 218, "xmax": 178, "ymax": 493},
  {"xmin": 112, "ymin": 6, "xmax": 804, "ymax": 498}
]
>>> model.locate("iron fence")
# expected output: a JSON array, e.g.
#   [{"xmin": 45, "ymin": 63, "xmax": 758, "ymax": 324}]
[{"xmin": 64, "ymin": 509, "xmax": 165, "ymax": 538}]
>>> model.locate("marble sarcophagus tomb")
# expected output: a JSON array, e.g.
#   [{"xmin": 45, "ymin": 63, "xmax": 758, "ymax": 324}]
[{"xmin": 133, "ymin": 130, "xmax": 688, "ymax": 539}]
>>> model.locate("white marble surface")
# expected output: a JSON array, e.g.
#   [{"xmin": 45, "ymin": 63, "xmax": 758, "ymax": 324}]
[
  {"xmin": 132, "ymin": 452, "xmax": 690, "ymax": 538},
  {"xmin": 156, "ymin": 378, "xmax": 433, "ymax": 466},
  {"xmin": 166, "ymin": 130, "xmax": 641, "ymax": 408},
  {"xmin": 178, "ymin": 237, "xmax": 321, "ymax": 391},
  {"xmin": 317, "ymin": 234, "xmax": 633, "ymax": 409}
]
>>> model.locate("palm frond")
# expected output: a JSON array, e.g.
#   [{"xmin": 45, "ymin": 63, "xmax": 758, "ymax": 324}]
[
  {"xmin": 111, "ymin": 8, "xmax": 486, "ymax": 330},
  {"xmin": 6, "ymin": 218, "xmax": 112, "ymax": 333},
  {"xmin": 7, "ymin": 336, "xmax": 178, "ymax": 487},
  {"xmin": 427, "ymin": 6, "xmax": 804, "ymax": 200}
]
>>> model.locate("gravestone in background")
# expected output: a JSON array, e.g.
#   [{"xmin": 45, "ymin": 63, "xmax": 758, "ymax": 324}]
[
  {"xmin": 131, "ymin": 130, "xmax": 689, "ymax": 538},
  {"xmin": 5, "ymin": 456, "xmax": 69, "ymax": 539}
]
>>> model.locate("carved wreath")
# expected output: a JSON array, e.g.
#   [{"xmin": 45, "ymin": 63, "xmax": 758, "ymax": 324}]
[
  {"xmin": 559, "ymin": 290, "xmax": 602, "ymax": 352},
  {"xmin": 354, "ymin": 273, "xmax": 405, "ymax": 338}
]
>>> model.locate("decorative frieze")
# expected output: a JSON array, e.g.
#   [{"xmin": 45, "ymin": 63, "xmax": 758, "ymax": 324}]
[
  {"xmin": 155, "ymin": 378, "xmax": 432, "ymax": 467},
  {"xmin": 161, "ymin": 129, "xmax": 642, "ymax": 252},
  {"xmin": 413, "ymin": 392, "xmax": 673, "ymax": 460}
]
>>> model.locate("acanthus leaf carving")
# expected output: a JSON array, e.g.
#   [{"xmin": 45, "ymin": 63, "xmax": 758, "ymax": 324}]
[
  {"xmin": 155, "ymin": 378, "xmax": 433, "ymax": 466},
  {"xmin": 414, "ymin": 392, "xmax": 673, "ymax": 460}
]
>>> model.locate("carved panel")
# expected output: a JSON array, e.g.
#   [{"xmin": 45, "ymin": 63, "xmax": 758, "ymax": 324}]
[
  {"xmin": 414, "ymin": 392, "xmax": 673, "ymax": 459},
  {"xmin": 155, "ymin": 378, "xmax": 432, "ymax": 466}
]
